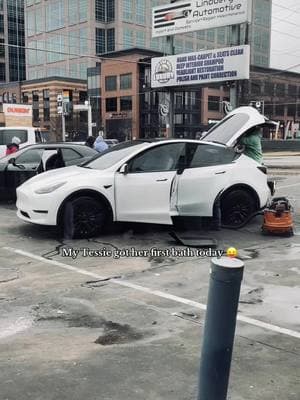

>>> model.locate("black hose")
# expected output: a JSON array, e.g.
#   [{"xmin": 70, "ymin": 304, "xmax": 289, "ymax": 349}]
[{"xmin": 221, "ymin": 211, "xmax": 264, "ymax": 230}]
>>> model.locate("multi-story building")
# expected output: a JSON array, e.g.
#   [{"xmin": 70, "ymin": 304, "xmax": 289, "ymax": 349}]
[
  {"xmin": 91, "ymin": 48, "xmax": 300, "ymax": 141},
  {"xmin": 0, "ymin": 0, "xmax": 26, "ymax": 84},
  {"xmin": 25, "ymin": 0, "xmax": 272, "ymax": 80}
]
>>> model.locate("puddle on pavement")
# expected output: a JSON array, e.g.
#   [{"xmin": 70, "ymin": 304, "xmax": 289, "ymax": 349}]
[
  {"xmin": 238, "ymin": 249, "xmax": 260, "ymax": 260},
  {"xmin": 36, "ymin": 313, "xmax": 106, "ymax": 328},
  {"xmin": 33, "ymin": 302, "xmax": 146, "ymax": 346},
  {"xmin": 240, "ymin": 287, "xmax": 264, "ymax": 305},
  {"xmin": 95, "ymin": 321, "xmax": 144, "ymax": 346}
]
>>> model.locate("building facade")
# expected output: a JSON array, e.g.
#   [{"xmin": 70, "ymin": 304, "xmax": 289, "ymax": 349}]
[
  {"xmin": 0, "ymin": 0, "xmax": 26, "ymax": 83},
  {"xmin": 93, "ymin": 48, "xmax": 300, "ymax": 141},
  {"xmin": 25, "ymin": 0, "xmax": 272, "ymax": 80},
  {"xmin": 0, "ymin": 77, "xmax": 87, "ymax": 139}
]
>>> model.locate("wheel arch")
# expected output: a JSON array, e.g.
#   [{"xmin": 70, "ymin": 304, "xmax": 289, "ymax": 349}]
[
  {"xmin": 56, "ymin": 189, "xmax": 114, "ymax": 225},
  {"xmin": 218, "ymin": 184, "xmax": 260, "ymax": 210}
]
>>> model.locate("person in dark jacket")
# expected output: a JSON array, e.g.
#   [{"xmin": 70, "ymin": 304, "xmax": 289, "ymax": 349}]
[
  {"xmin": 6, "ymin": 136, "xmax": 21, "ymax": 155},
  {"xmin": 85, "ymin": 136, "xmax": 96, "ymax": 148}
]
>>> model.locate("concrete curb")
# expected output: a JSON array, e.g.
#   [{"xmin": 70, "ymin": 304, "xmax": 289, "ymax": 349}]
[{"xmin": 266, "ymin": 165, "xmax": 300, "ymax": 170}]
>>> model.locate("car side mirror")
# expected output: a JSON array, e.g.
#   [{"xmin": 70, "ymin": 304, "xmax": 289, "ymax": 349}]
[
  {"xmin": 8, "ymin": 157, "xmax": 25, "ymax": 169},
  {"xmin": 119, "ymin": 163, "xmax": 129, "ymax": 174}
]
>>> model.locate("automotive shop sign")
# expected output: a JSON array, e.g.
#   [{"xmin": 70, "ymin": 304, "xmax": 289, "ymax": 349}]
[
  {"xmin": 151, "ymin": 45, "xmax": 250, "ymax": 88},
  {"xmin": 152, "ymin": 0, "xmax": 252, "ymax": 37}
]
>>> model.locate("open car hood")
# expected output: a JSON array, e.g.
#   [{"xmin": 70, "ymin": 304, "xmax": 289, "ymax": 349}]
[{"xmin": 201, "ymin": 106, "xmax": 277, "ymax": 147}]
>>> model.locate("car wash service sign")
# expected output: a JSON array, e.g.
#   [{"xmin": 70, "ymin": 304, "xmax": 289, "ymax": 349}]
[
  {"xmin": 151, "ymin": 45, "xmax": 250, "ymax": 88},
  {"xmin": 152, "ymin": 0, "xmax": 252, "ymax": 38}
]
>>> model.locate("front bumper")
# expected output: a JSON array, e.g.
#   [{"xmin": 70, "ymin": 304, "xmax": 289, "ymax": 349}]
[{"xmin": 16, "ymin": 186, "xmax": 59, "ymax": 226}]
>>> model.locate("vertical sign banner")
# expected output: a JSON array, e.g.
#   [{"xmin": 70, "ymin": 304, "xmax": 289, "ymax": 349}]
[
  {"xmin": 152, "ymin": 0, "xmax": 252, "ymax": 38},
  {"xmin": 151, "ymin": 45, "xmax": 250, "ymax": 88}
]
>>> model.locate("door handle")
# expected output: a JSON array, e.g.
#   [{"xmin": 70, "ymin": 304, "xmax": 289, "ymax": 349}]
[
  {"xmin": 215, "ymin": 171, "xmax": 226, "ymax": 175},
  {"xmin": 156, "ymin": 178, "xmax": 168, "ymax": 182}
]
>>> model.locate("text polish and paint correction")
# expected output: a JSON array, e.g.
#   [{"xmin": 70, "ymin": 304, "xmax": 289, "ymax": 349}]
[{"xmin": 151, "ymin": 45, "xmax": 250, "ymax": 88}]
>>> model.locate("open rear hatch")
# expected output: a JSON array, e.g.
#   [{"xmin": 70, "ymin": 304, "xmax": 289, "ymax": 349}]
[{"xmin": 201, "ymin": 106, "xmax": 277, "ymax": 147}]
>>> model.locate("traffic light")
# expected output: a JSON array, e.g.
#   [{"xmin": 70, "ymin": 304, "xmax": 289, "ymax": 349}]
[{"xmin": 57, "ymin": 94, "xmax": 63, "ymax": 114}]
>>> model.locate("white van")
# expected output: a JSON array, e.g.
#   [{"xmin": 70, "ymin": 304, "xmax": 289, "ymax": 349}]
[{"xmin": 0, "ymin": 127, "xmax": 48, "ymax": 158}]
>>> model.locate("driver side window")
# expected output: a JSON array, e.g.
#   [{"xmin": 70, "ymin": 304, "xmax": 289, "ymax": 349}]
[
  {"xmin": 15, "ymin": 149, "xmax": 43, "ymax": 164},
  {"xmin": 128, "ymin": 143, "xmax": 185, "ymax": 173}
]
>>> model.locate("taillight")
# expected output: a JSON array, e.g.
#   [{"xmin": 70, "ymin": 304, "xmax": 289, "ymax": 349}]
[{"xmin": 257, "ymin": 166, "xmax": 267, "ymax": 174}]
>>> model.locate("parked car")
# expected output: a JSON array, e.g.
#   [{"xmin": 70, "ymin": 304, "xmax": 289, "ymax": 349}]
[
  {"xmin": 105, "ymin": 139, "xmax": 119, "ymax": 147},
  {"xmin": 16, "ymin": 107, "xmax": 274, "ymax": 238},
  {"xmin": 0, "ymin": 143, "xmax": 97, "ymax": 199},
  {"xmin": 71, "ymin": 139, "xmax": 119, "ymax": 148},
  {"xmin": 0, "ymin": 127, "xmax": 49, "ymax": 158}
]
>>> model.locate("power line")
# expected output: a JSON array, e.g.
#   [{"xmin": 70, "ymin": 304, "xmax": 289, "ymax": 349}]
[
  {"xmin": 271, "ymin": 28, "xmax": 300, "ymax": 40},
  {"xmin": 272, "ymin": 16, "xmax": 300, "ymax": 28},
  {"xmin": 272, "ymin": 2, "xmax": 300, "ymax": 14},
  {"xmin": 2, "ymin": 41, "xmax": 153, "ymax": 66}
]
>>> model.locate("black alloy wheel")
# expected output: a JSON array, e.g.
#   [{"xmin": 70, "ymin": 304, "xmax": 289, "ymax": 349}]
[
  {"xmin": 65, "ymin": 196, "xmax": 108, "ymax": 239},
  {"xmin": 221, "ymin": 189, "xmax": 256, "ymax": 228}
]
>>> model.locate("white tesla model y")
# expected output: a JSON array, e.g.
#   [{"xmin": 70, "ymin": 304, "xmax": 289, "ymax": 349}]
[{"xmin": 16, "ymin": 107, "xmax": 275, "ymax": 238}]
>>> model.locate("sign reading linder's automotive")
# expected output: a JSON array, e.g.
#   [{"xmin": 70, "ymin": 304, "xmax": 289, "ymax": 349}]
[
  {"xmin": 151, "ymin": 45, "xmax": 250, "ymax": 88},
  {"xmin": 152, "ymin": 0, "xmax": 252, "ymax": 38}
]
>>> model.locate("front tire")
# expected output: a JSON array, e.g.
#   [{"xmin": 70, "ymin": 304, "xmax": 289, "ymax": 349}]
[
  {"xmin": 63, "ymin": 196, "xmax": 109, "ymax": 239},
  {"xmin": 221, "ymin": 189, "xmax": 256, "ymax": 228}
]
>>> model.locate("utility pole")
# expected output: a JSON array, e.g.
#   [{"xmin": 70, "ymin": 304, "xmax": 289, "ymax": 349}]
[
  {"xmin": 165, "ymin": 0, "xmax": 180, "ymax": 138},
  {"xmin": 87, "ymin": 98, "xmax": 92, "ymax": 137},
  {"xmin": 229, "ymin": 24, "xmax": 241, "ymax": 110},
  {"xmin": 57, "ymin": 94, "xmax": 66, "ymax": 141},
  {"xmin": 61, "ymin": 109, "xmax": 66, "ymax": 141},
  {"xmin": 166, "ymin": 35, "xmax": 175, "ymax": 138}
]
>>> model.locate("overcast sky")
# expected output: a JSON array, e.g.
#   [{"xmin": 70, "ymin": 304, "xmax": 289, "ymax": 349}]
[{"xmin": 271, "ymin": 0, "xmax": 300, "ymax": 72}]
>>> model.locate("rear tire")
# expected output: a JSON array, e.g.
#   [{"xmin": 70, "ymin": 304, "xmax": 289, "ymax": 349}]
[
  {"xmin": 63, "ymin": 196, "xmax": 109, "ymax": 239},
  {"xmin": 221, "ymin": 189, "xmax": 256, "ymax": 228}
]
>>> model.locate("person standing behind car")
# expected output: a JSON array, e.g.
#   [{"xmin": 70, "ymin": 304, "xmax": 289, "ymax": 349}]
[
  {"xmin": 85, "ymin": 136, "xmax": 96, "ymax": 148},
  {"xmin": 94, "ymin": 134, "xmax": 108, "ymax": 153},
  {"xmin": 238, "ymin": 126, "xmax": 263, "ymax": 164},
  {"xmin": 6, "ymin": 136, "xmax": 21, "ymax": 155}
]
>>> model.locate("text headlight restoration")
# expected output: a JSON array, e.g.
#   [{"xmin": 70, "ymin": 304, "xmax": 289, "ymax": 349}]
[{"xmin": 35, "ymin": 182, "xmax": 67, "ymax": 194}]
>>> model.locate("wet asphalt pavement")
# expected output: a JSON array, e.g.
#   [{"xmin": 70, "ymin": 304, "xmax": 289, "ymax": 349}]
[{"xmin": 0, "ymin": 172, "xmax": 299, "ymax": 400}]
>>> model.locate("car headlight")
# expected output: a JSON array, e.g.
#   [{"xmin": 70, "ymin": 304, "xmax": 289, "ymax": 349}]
[{"xmin": 35, "ymin": 181, "xmax": 67, "ymax": 194}]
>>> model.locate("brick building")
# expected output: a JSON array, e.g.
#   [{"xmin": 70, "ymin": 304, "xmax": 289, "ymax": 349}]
[
  {"xmin": 0, "ymin": 77, "xmax": 87, "ymax": 139},
  {"xmin": 94, "ymin": 48, "xmax": 300, "ymax": 140}
]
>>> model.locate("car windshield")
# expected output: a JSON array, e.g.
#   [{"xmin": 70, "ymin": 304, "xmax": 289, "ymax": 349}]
[
  {"xmin": 83, "ymin": 141, "xmax": 150, "ymax": 170},
  {"xmin": 202, "ymin": 113, "xmax": 250, "ymax": 144}
]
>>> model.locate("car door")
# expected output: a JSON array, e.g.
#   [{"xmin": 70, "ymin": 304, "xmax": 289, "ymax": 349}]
[
  {"xmin": 115, "ymin": 142, "xmax": 185, "ymax": 224},
  {"xmin": 5, "ymin": 148, "xmax": 44, "ymax": 196},
  {"xmin": 172, "ymin": 143, "xmax": 237, "ymax": 217}
]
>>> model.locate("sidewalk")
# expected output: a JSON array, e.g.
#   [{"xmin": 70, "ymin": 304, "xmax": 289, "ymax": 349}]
[{"xmin": 264, "ymin": 153, "xmax": 300, "ymax": 170}]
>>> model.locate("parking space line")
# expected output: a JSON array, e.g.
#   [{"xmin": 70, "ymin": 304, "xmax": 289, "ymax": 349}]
[{"xmin": 3, "ymin": 246, "xmax": 300, "ymax": 340}]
